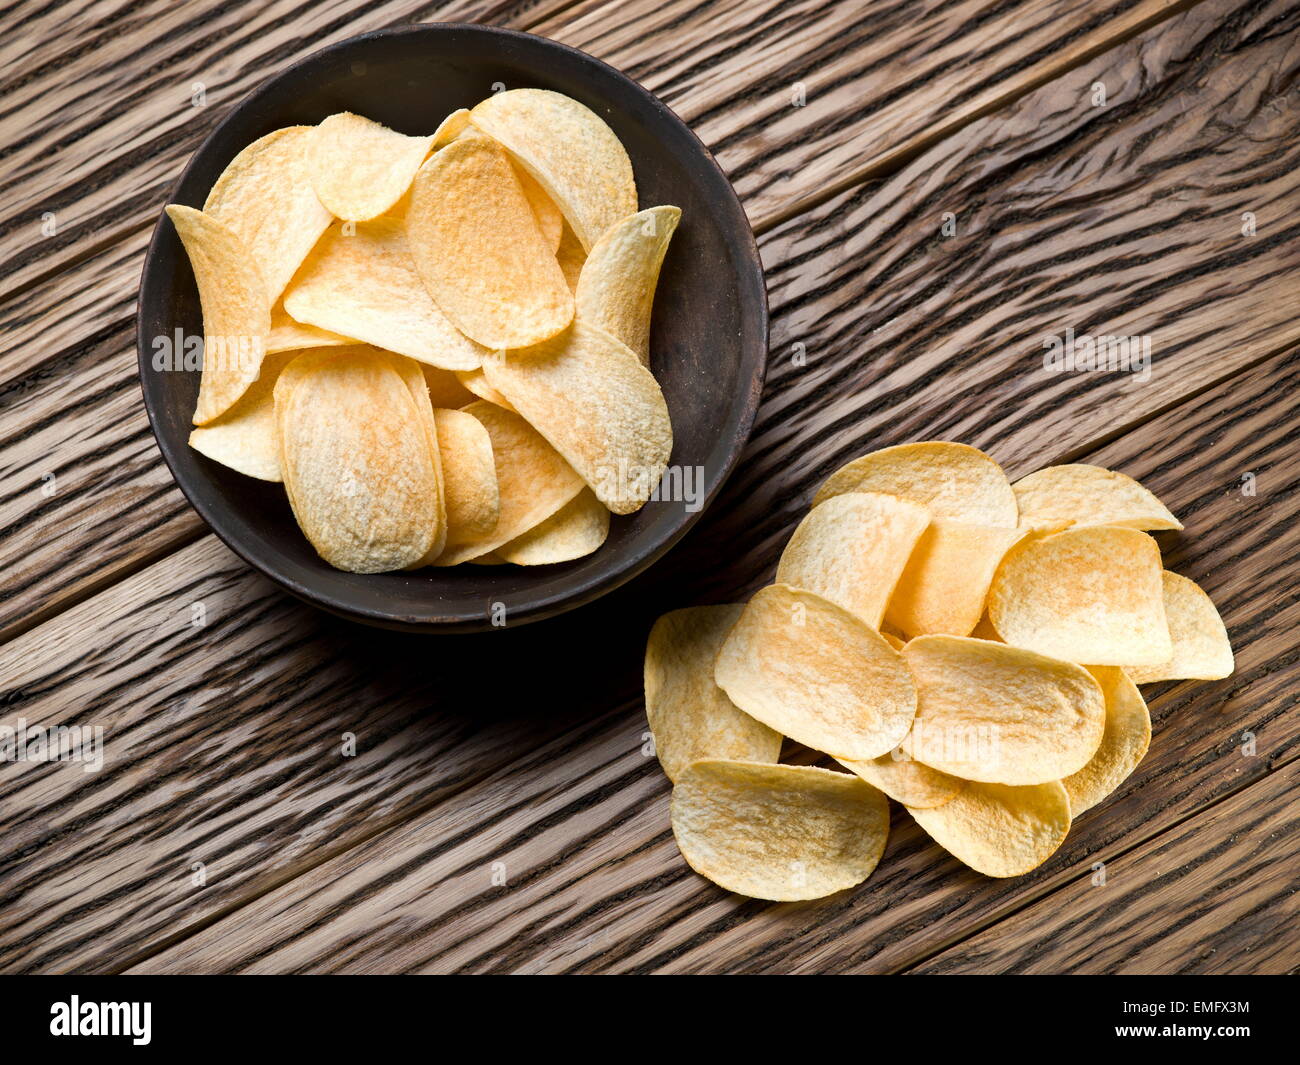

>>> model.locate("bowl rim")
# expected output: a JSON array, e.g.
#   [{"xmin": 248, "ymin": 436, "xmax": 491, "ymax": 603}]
[{"xmin": 136, "ymin": 21, "xmax": 768, "ymax": 632}]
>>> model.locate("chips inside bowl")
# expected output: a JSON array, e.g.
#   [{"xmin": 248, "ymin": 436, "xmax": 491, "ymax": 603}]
[
  {"xmin": 187, "ymin": 350, "xmax": 296, "ymax": 482},
  {"xmin": 837, "ymin": 751, "xmax": 965, "ymax": 809},
  {"xmin": 307, "ymin": 112, "xmax": 435, "ymax": 222}
]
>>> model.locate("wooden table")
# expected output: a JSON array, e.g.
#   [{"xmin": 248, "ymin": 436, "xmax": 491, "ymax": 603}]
[{"xmin": 2, "ymin": 0, "xmax": 1297, "ymax": 975}]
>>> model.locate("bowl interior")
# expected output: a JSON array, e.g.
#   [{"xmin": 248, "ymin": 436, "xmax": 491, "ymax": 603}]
[{"xmin": 139, "ymin": 24, "xmax": 767, "ymax": 631}]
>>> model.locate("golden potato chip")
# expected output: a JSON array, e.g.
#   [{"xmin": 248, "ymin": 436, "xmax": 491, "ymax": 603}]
[
  {"xmin": 407, "ymin": 131, "xmax": 573, "ymax": 349},
  {"xmin": 970, "ymin": 612, "xmax": 1002, "ymax": 641},
  {"xmin": 885, "ymin": 521, "xmax": 1026, "ymax": 638},
  {"xmin": 882, "ymin": 632, "xmax": 906, "ymax": 651},
  {"xmin": 515, "ymin": 164, "xmax": 563, "ymax": 253},
  {"xmin": 482, "ymin": 320, "xmax": 672, "ymax": 515},
  {"xmin": 988, "ymin": 526, "xmax": 1171, "ymax": 666},
  {"xmin": 776, "ymin": 492, "xmax": 930, "ymax": 628},
  {"xmin": 555, "ymin": 222, "xmax": 586, "ymax": 293},
  {"xmin": 433, "ymin": 407, "xmax": 500, "ymax": 544},
  {"xmin": 385, "ymin": 353, "xmax": 447, "ymax": 566},
  {"xmin": 188, "ymin": 351, "xmax": 296, "ymax": 481},
  {"xmin": 575, "ymin": 206, "xmax": 681, "ymax": 366},
  {"xmin": 166, "ymin": 205, "xmax": 270, "ymax": 425},
  {"xmin": 900, "ymin": 635, "xmax": 1105, "ymax": 785},
  {"xmin": 308, "ymin": 112, "xmax": 435, "ymax": 222},
  {"xmin": 644, "ymin": 605, "xmax": 783, "ymax": 782},
  {"xmin": 268, "ymin": 303, "xmax": 354, "ymax": 353},
  {"xmin": 431, "ymin": 108, "xmax": 471, "ymax": 148},
  {"xmin": 275, "ymin": 348, "xmax": 439, "ymax": 572},
  {"xmin": 1127, "ymin": 571, "xmax": 1234, "ymax": 683},
  {"xmin": 422, "ymin": 365, "xmax": 477, "ymax": 409},
  {"xmin": 455, "ymin": 369, "xmax": 517, "ymax": 413},
  {"xmin": 908, "ymin": 780, "xmax": 1071, "ymax": 878},
  {"xmin": 715, "ymin": 584, "xmax": 918, "ymax": 762},
  {"xmin": 282, "ymin": 217, "xmax": 485, "ymax": 370},
  {"xmin": 202, "ymin": 126, "xmax": 333, "ymax": 306},
  {"xmin": 838, "ymin": 750, "xmax": 964, "ymax": 809},
  {"xmin": 436, "ymin": 402, "xmax": 584, "ymax": 566},
  {"xmin": 469, "ymin": 88, "xmax": 637, "ymax": 252},
  {"xmin": 814, "ymin": 442, "xmax": 1018, "ymax": 527},
  {"xmin": 497, "ymin": 488, "xmax": 609, "ymax": 565},
  {"xmin": 1062, "ymin": 666, "xmax": 1151, "ymax": 816},
  {"xmin": 671, "ymin": 760, "xmax": 890, "ymax": 901},
  {"xmin": 1013, "ymin": 463, "xmax": 1182, "ymax": 531}
]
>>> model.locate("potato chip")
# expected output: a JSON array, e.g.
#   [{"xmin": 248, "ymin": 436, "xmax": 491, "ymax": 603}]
[
  {"xmin": 776, "ymin": 492, "xmax": 930, "ymax": 628},
  {"xmin": 166, "ymin": 205, "xmax": 270, "ymax": 425},
  {"xmin": 515, "ymin": 164, "xmax": 563, "ymax": 253},
  {"xmin": 885, "ymin": 521, "xmax": 1026, "ymax": 638},
  {"xmin": 1013, "ymin": 464, "xmax": 1182, "ymax": 531},
  {"xmin": 1127, "ymin": 571, "xmax": 1234, "ymax": 683},
  {"xmin": 556, "ymin": 223, "xmax": 586, "ymax": 293},
  {"xmin": 308, "ymin": 112, "xmax": 435, "ymax": 222},
  {"xmin": 882, "ymin": 632, "xmax": 906, "ymax": 651},
  {"xmin": 407, "ymin": 131, "xmax": 573, "ymax": 350},
  {"xmin": 814, "ymin": 442, "xmax": 1018, "ymax": 527},
  {"xmin": 715, "ymin": 584, "xmax": 918, "ymax": 761},
  {"xmin": 385, "ymin": 354, "xmax": 447, "ymax": 566},
  {"xmin": 275, "ymin": 348, "xmax": 439, "ymax": 572},
  {"xmin": 433, "ymin": 407, "xmax": 500, "ymax": 543},
  {"xmin": 282, "ymin": 217, "xmax": 485, "ymax": 370},
  {"xmin": 970, "ymin": 613, "xmax": 1002, "ymax": 641},
  {"xmin": 838, "ymin": 750, "xmax": 964, "ymax": 809},
  {"xmin": 644, "ymin": 605, "xmax": 783, "ymax": 782},
  {"xmin": 468, "ymin": 552, "xmax": 506, "ymax": 565},
  {"xmin": 1062, "ymin": 666, "xmax": 1151, "ymax": 816},
  {"xmin": 575, "ymin": 206, "xmax": 681, "ymax": 366},
  {"xmin": 422, "ymin": 365, "xmax": 477, "ymax": 409},
  {"xmin": 188, "ymin": 351, "xmax": 296, "ymax": 481},
  {"xmin": 497, "ymin": 488, "xmax": 609, "ymax": 565},
  {"xmin": 671, "ymin": 760, "xmax": 890, "ymax": 901},
  {"xmin": 482, "ymin": 320, "xmax": 672, "ymax": 515},
  {"xmin": 900, "ymin": 635, "xmax": 1105, "ymax": 785},
  {"xmin": 431, "ymin": 108, "xmax": 471, "ymax": 148},
  {"xmin": 268, "ymin": 303, "xmax": 353, "ymax": 353},
  {"xmin": 908, "ymin": 780, "xmax": 1071, "ymax": 878},
  {"xmin": 436, "ymin": 402, "xmax": 584, "ymax": 566},
  {"xmin": 202, "ymin": 126, "xmax": 333, "ymax": 306},
  {"xmin": 988, "ymin": 526, "xmax": 1172, "ymax": 666},
  {"xmin": 455, "ymin": 369, "xmax": 517, "ymax": 412},
  {"xmin": 469, "ymin": 88, "xmax": 637, "ymax": 252}
]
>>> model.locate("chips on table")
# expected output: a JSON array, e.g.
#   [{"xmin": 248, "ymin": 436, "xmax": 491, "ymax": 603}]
[
  {"xmin": 1013, "ymin": 463, "xmax": 1182, "ymax": 531},
  {"xmin": 1061, "ymin": 666, "xmax": 1151, "ymax": 816},
  {"xmin": 1127, "ymin": 571, "xmax": 1234, "ymax": 683},
  {"xmin": 307, "ymin": 112, "xmax": 435, "ymax": 222},
  {"xmin": 837, "ymin": 751, "xmax": 965, "ymax": 810}
]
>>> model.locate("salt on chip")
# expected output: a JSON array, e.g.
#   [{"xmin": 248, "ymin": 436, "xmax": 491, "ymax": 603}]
[
  {"xmin": 433, "ymin": 407, "xmax": 500, "ymax": 543},
  {"xmin": 436, "ymin": 402, "xmax": 584, "ymax": 566},
  {"xmin": 814, "ymin": 442, "xmax": 1018, "ymax": 528},
  {"xmin": 988, "ymin": 526, "xmax": 1172, "ymax": 666},
  {"xmin": 715, "ymin": 584, "xmax": 918, "ymax": 762},
  {"xmin": 188, "ymin": 351, "xmax": 296, "ymax": 481},
  {"xmin": 497, "ymin": 488, "xmax": 609, "ymax": 565},
  {"xmin": 1061, "ymin": 666, "xmax": 1151, "ymax": 816},
  {"xmin": 308, "ymin": 112, "xmax": 435, "ymax": 222},
  {"xmin": 575, "ymin": 206, "xmax": 681, "ymax": 366},
  {"xmin": 166, "ymin": 205, "xmax": 270, "ymax": 425},
  {"xmin": 901, "ymin": 635, "xmax": 1105, "ymax": 785},
  {"xmin": 885, "ymin": 521, "xmax": 1026, "ymax": 638},
  {"xmin": 1013, "ymin": 463, "xmax": 1182, "ymax": 531},
  {"xmin": 407, "ymin": 131, "xmax": 573, "ymax": 350},
  {"xmin": 469, "ymin": 88, "xmax": 637, "ymax": 252},
  {"xmin": 275, "ymin": 348, "xmax": 439, "ymax": 573},
  {"xmin": 1127, "ymin": 571, "xmax": 1234, "ymax": 683},
  {"xmin": 515, "ymin": 164, "xmax": 563, "ymax": 253},
  {"xmin": 482, "ymin": 320, "xmax": 672, "ymax": 515},
  {"xmin": 644, "ymin": 605, "xmax": 783, "ymax": 782},
  {"xmin": 268, "ymin": 303, "xmax": 354, "ymax": 353},
  {"xmin": 671, "ymin": 760, "xmax": 890, "ymax": 901},
  {"xmin": 908, "ymin": 780, "xmax": 1071, "ymax": 878},
  {"xmin": 385, "ymin": 353, "xmax": 448, "ymax": 566},
  {"xmin": 282, "ymin": 217, "xmax": 485, "ymax": 370},
  {"xmin": 776, "ymin": 491, "xmax": 930, "ymax": 628},
  {"xmin": 202, "ymin": 126, "xmax": 333, "ymax": 306},
  {"xmin": 838, "ymin": 751, "xmax": 964, "ymax": 809}
]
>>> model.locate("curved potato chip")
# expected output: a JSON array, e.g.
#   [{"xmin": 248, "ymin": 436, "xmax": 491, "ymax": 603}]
[
  {"xmin": 433, "ymin": 407, "xmax": 500, "ymax": 542},
  {"xmin": 1013, "ymin": 464, "xmax": 1182, "ymax": 531},
  {"xmin": 188, "ymin": 351, "xmax": 296, "ymax": 481},
  {"xmin": 671, "ymin": 760, "xmax": 890, "ymax": 901},
  {"xmin": 1062, "ymin": 666, "xmax": 1151, "ymax": 816},
  {"xmin": 515, "ymin": 164, "xmax": 563, "ymax": 253},
  {"xmin": 497, "ymin": 488, "xmax": 609, "ymax": 565},
  {"xmin": 482, "ymin": 320, "xmax": 672, "ymax": 515},
  {"xmin": 268, "ymin": 303, "xmax": 354, "ymax": 353},
  {"xmin": 575, "ymin": 206, "xmax": 681, "ymax": 366},
  {"xmin": 422, "ymin": 365, "xmax": 478, "ymax": 409},
  {"xmin": 644, "ymin": 605, "xmax": 783, "ymax": 782},
  {"xmin": 308, "ymin": 112, "xmax": 434, "ymax": 222},
  {"xmin": 469, "ymin": 88, "xmax": 637, "ymax": 252},
  {"xmin": 166, "ymin": 205, "xmax": 270, "ymax": 425},
  {"xmin": 838, "ymin": 750, "xmax": 964, "ymax": 809},
  {"xmin": 901, "ymin": 635, "xmax": 1105, "ymax": 785},
  {"xmin": 455, "ymin": 369, "xmax": 516, "ymax": 412},
  {"xmin": 386, "ymin": 354, "xmax": 447, "ymax": 566},
  {"xmin": 556, "ymin": 223, "xmax": 586, "ymax": 293},
  {"xmin": 814, "ymin": 442, "xmax": 1017, "ymax": 527},
  {"xmin": 275, "ymin": 349, "xmax": 439, "ymax": 573},
  {"xmin": 885, "ymin": 521, "xmax": 1026, "ymax": 638},
  {"xmin": 282, "ymin": 217, "xmax": 485, "ymax": 370},
  {"xmin": 407, "ymin": 132, "xmax": 573, "ymax": 350},
  {"xmin": 431, "ymin": 108, "xmax": 471, "ymax": 148},
  {"xmin": 1127, "ymin": 571, "xmax": 1234, "ymax": 683},
  {"xmin": 202, "ymin": 126, "xmax": 333, "ymax": 306},
  {"xmin": 715, "ymin": 584, "xmax": 918, "ymax": 762},
  {"xmin": 908, "ymin": 780, "xmax": 1071, "ymax": 878},
  {"xmin": 988, "ymin": 526, "xmax": 1171, "ymax": 666},
  {"xmin": 776, "ymin": 492, "xmax": 930, "ymax": 628},
  {"xmin": 970, "ymin": 612, "xmax": 1002, "ymax": 641},
  {"xmin": 882, "ymin": 632, "xmax": 906, "ymax": 651},
  {"xmin": 436, "ymin": 402, "xmax": 584, "ymax": 566}
]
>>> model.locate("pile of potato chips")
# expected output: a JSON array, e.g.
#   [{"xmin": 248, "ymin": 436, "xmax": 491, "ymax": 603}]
[
  {"xmin": 168, "ymin": 89, "xmax": 678, "ymax": 572},
  {"xmin": 645, "ymin": 443, "xmax": 1233, "ymax": 899}
]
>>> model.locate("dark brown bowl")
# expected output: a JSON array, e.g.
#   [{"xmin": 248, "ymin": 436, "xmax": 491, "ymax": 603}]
[{"xmin": 137, "ymin": 23, "xmax": 767, "ymax": 632}]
